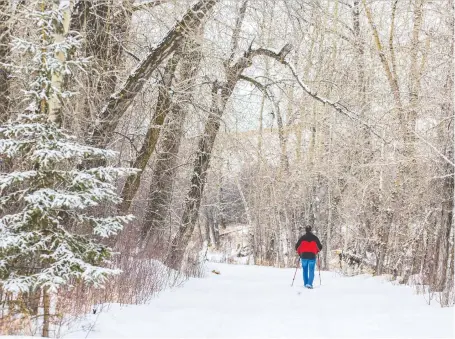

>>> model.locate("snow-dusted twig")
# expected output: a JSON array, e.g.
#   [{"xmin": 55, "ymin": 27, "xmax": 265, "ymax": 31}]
[{"xmin": 250, "ymin": 45, "xmax": 387, "ymax": 142}]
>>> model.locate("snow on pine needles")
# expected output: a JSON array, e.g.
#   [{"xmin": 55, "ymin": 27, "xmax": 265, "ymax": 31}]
[{"xmin": 0, "ymin": 0, "xmax": 138, "ymax": 313}]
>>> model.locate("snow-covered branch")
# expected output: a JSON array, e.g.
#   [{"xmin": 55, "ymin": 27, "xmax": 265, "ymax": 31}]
[
  {"xmin": 252, "ymin": 45, "xmax": 385, "ymax": 141},
  {"xmin": 91, "ymin": 0, "xmax": 219, "ymax": 147}
]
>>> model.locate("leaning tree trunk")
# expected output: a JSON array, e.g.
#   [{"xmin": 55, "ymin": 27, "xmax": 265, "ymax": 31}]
[
  {"xmin": 119, "ymin": 51, "xmax": 182, "ymax": 213},
  {"xmin": 141, "ymin": 42, "xmax": 203, "ymax": 250},
  {"xmin": 164, "ymin": 41, "xmax": 293, "ymax": 269},
  {"xmin": 0, "ymin": 0, "xmax": 11, "ymax": 122},
  {"xmin": 165, "ymin": 82, "xmax": 231, "ymax": 269},
  {"xmin": 164, "ymin": 1, "xmax": 249, "ymax": 269},
  {"xmin": 89, "ymin": 0, "xmax": 218, "ymax": 148}
]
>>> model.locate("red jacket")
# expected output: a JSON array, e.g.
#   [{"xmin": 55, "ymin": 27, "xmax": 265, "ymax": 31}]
[{"xmin": 295, "ymin": 232, "xmax": 323, "ymax": 259}]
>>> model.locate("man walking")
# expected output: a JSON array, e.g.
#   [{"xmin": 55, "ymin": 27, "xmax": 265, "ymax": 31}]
[{"xmin": 295, "ymin": 226, "xmax": 323, "ymax": 288}]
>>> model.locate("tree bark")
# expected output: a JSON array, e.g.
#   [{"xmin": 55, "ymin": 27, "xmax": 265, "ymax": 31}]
[
  {"xmin": 89, "ymin": 0, "xmax": 218, "ymax": 148},
  {"xmin": 165, "ymin": 44, "xmax": 293, "ymax": 269},
  {"xmin": 362, "ymin": 0, "xmax": 403, "ymax": 115},
  {"xmin": 165, "ymin": 82, "xmax": 229, "ymax": 269},
  {"xmin": 437, "ymin": 12, "xmax": 454, "ymax": 290},
  {"xmin": 48, "ymin": 0, "xmax": 72, "ymax": 127},
  {"xmin": 408, "ymin": 0, "xmax": 423, "ymax": 149},
  {"xmin": 71, "ymin": 0, "xmax": 134, "ymax": 132},
  {"xmin": 352, "ymin": 0, "xmax": 371, "ymax": 158},
  {"xmin": 141, "ymin": 42, "xmax": 203, "ymax": 249},
  {"xmin": 119, "ymin": 51, "xmax": 182, "ymax": 213},
  {"xmin": 0, "ymin": 0, "xmax": 10, "ymax": 122},
  {"xmin": 133, "ymin": 0, "xmax": 171, "ymax": 11},
  {"xmin": 42, "ymin": 287, "xmax": 50, "ymax": 337}
]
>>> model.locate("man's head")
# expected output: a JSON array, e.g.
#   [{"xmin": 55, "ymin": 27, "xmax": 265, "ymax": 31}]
[{"xmin": 305, "ymin": 226, "xmax": 312, "ymax": 233}]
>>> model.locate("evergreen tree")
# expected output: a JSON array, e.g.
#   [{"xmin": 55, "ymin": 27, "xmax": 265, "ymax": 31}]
[{"xmin": 0, "ymin": 0, "xmax": 138, "ymax": 299}]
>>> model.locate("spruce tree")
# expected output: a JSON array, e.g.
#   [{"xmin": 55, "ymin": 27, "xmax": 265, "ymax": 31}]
[{"xmin": 0, "ymin": 0, "xmax": 137, "ymax": 309}]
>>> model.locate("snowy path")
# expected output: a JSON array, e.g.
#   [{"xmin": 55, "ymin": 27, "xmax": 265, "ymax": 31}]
[{"xmin": 65, "ymin": 263, "xmax": 454, "ymax": 338}]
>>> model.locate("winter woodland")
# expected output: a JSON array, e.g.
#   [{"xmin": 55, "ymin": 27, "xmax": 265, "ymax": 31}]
[{"xmin": 0, "ymin": 0, "xmax": 453, "ymax": 336}]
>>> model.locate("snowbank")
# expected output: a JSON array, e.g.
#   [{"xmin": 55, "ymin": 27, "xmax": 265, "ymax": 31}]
[{"xmin": 61, "ymin": 263, "xmax": 454, "ymax": 338}]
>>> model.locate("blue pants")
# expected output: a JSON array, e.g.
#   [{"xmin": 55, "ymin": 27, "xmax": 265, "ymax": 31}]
[{"xmin": 301, "ymin": 258, "xmax": 316, "ymax": 287}]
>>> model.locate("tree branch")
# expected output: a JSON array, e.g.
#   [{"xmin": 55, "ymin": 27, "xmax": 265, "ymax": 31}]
[
  {"xmin": 389, "ymin": 0, "xmax": 399, "ymax": 78},
  {"xmin": 414, "ymin": 131, "xmax": 455, "ymax": 167},
  {"xmin": 228, "ymin": 1, "xmax": 248, "ymax": 64},
  {"xmin": 132, "ymin": 0, "xmax": 171, "ymax": 11},
  {"xmin": 254, "ymin": 45, "xmax": 386, "ymax": 141},
  {"xmin": 90, "ymin": 0, "xmax": 218, "ymax": 148},
  {"xmin": 239, "ymin": 74, "xmax": 289, "ymax": 170},
  {"xmin": 121, "ymin": 45, "xmax": 141, "ymax": 62}
]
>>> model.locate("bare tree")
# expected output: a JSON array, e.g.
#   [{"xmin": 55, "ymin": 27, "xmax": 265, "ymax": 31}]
[
  {"xmin": 141, "ymin": 40, "xmax": 203, "ymax": 249},
  {"xmin": 71, "ymin": 0, "xmax": 134, "ymax": 131},
  {"xmin": 89, "ymin": 0, "xmax": 218, "ymax": 148},
  {"xmin": 165, "ymin": 21, "xmax": 293, "ymax": 268},
  {"xmin": 119, "ymin": 50, "xmax": 183, "ymax": 214}
]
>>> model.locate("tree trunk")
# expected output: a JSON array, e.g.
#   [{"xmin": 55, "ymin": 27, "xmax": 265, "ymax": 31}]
[
  {"xmin": 71, "ymin": 0, "xmax": 133, "ymax": 131},
  {"xmin": 89, "ymin": 0, "xmax": 218, "ymax": 148},
  {"xmin": 42, "ymin": 287, "xmax": 50, "ymax": 337},
  {"xmin": 437, "ymin": 13, "xmax": 454, "ymax": 290},
  {"xmin": 48, "ymin": 0, "xmax": 72, "ymax": 127},
  {"xmin": 203, "ymin": 210, "xmax": 212, "ymax": 247},
  {"xmin": 352, "ymin": 0, "xmax": 371, "ymax": 160},
  {"xmin": 376, "ymin": 209, "xmax": 394, "ymax": 275},
  {"xmin": 165, "ymin": 82, "xmax": 229, "ymax": 269},
  {"xmin": 362, "ymin": 0, "xmax": 403, "ymax": 115},
  {"xmin": 407, "ymin": 0, "xmax": 423, "ymax": 156},
  {"xmin": 119, "ymin": 51, "xmax": 182, "ymax": 213},
  {"xmin": 0, "ymin": 0, "xmax": 10, "ymax": 122},
  {"xmin": 275, "ymin": 103, "xmax": 290, "ymax": 172},
  {"xmin": 141, "ymin": 42, "xmax": 203, "ymax": 249}
]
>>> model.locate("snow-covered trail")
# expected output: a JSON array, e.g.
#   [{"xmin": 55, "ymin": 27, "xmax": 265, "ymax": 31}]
[{"xmin": 65, "ymin": 263, "xmax": 454, "ymax": 338}]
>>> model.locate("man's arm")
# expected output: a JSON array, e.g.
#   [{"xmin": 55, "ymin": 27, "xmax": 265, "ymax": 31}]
[
  {"xmin": 295, "ymin": 236, "xmax": 303, "ymax": 251},
  {"xmin": 315, "ymin": 236, "xmax": 323, "ymax": 251}
]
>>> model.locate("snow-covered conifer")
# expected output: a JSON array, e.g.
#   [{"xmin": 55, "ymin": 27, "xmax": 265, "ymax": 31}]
[{"xmin": 0, "ymin": 0, "xmax": 138, "ymax": 297}]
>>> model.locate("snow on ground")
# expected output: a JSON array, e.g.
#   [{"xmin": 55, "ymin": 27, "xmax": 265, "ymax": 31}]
[{"xmin": 62, "ymin": 263, "xmax": 454, "ymax": 338}]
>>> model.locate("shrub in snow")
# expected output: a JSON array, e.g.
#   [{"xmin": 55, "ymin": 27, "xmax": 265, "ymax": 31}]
[{"xmin": 0, "ymin": 0, "xmax": 138, "ymax": 298}]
